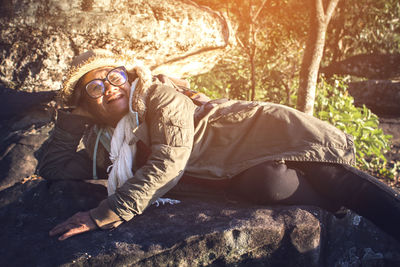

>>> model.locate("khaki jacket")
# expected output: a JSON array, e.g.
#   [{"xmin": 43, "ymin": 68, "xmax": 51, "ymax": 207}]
[{"xmin": 90, "ymin": 84, "xmax": 355, "ymax": 229}]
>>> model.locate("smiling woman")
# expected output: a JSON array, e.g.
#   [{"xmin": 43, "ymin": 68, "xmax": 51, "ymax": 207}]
[
  {"xmin": 39, "ymin": 49, "xmax": 400, "ymax": 243},
  {"xmin": 75, "ymin": 66, "xmax": 131, "ymax": 127}
]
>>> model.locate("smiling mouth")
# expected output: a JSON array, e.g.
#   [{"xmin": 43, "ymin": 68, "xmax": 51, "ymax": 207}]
[{"xmin": 106, "ymin": 94, "xmax": 124, "ymax": 104}]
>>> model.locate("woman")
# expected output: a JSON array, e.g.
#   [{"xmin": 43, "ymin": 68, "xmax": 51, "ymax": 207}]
[{"xmin": 40, "ymin": 49, "xmax": 400, "ymax": 242}]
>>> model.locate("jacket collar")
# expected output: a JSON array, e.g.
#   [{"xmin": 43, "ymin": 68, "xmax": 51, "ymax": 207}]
[{"xmin": 131, "ymin": 79, "xmax": 153, "ymax": 121}]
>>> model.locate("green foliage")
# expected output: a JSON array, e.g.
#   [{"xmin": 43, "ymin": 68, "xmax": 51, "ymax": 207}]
[
  {"xmin": 190, "ymin": 0, "xmax": 307, "ymax": 103},
  {"xmin": 325, "ymin": 0, "xmax": 400, "ymax": 62},
  {"xmin": 314, "ymin": 77, "xmax": 395, "ymax": 178},
  {"xmin": 190, "ymin": 46, "xmax": 300, "ymax": 106},
  {"xmin": 188, "ymin": 75, "xmax": 224, "ymax": 100}
]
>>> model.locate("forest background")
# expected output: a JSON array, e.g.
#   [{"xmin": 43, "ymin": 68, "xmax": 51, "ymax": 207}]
[{"xmin": 189, "ymin": 0, "xmax": 400, "ymax": 182}]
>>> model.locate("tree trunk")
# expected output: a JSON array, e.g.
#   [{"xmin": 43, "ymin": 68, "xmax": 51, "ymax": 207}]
[
  {"xmin": 250, "ymin": 35, "xmax": 257, "ymax": 101},
  {"xmin": 297, "ymin": 0, "xmax": 339, "ymax": 115}
]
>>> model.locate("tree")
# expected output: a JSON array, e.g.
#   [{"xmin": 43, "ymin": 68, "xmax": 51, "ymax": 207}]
[
  {"xmin": 234, "ymin": 0, "xmax": 268, "ymax": 100},
  {"xmin": 296, "ymin": 0, "xmax": 339, "ymax": 115},
  {"xmin": 324, "ymin": 0, "xmax": 400, "ymax": 63},
  {"xmin": 191, "ymin": 0, "xmax": 309, "ymax": 103}
]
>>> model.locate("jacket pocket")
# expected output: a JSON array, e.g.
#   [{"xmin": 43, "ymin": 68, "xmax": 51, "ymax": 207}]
[{"xmin": 160, "ymin": 107, "xmax": 192, "ymax": 147}]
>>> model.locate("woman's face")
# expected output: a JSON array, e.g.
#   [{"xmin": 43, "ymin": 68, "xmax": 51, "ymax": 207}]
[{"xmin": 78, "ymin": 66, "xmax": 131, "ymax": 127}]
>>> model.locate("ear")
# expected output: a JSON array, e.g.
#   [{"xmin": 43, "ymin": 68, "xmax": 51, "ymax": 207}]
[{"xmin": 77, "ymin": 91, "xmax": 90, "ymax": 112}]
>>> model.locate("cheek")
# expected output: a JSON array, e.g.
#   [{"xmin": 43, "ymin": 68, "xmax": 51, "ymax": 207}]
[
  {"xmin": 123, "ymin": 83, "xmax": 131, "ymax": 95},
  {"xmin": 96, "ymin": 98, "xmax": 104, "ymax": 106},
  {"xmin": 86, "ymin": 99, "xmax": 106, "ymax": 118}
]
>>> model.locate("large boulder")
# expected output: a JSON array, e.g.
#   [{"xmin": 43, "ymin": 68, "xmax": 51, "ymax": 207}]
[
  {"xmin": 0, "ymin": 0, "xmax": 232, "ymax": 93},
  {"xmin": 348, "ymin": 80, "xmax": 400, "ymax": 117},
  {"xmin": 0, "ymin": 86, "xmax": 55, "ymax": 190},
  {"xmin": 0, "ymin": 180, "xmax": 399, "ymax": 266},
  {"xmin": 0, "ymin": 0, "xmax": 232, "ymax": 189},
  {"xmin": 321, "ymin": 54, "xmax": 400, "ymax": 80}
]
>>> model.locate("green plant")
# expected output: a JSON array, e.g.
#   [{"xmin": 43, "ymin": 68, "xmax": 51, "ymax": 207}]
[
  {"xmin": 314, "ymin": 76, "xmax": 395, "ymax": 179},
  {"xmin": 188, "ymin": 75, "xmax": 225, "ymax": 100}
]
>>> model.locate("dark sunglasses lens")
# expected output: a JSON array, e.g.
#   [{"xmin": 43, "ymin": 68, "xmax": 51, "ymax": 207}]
[
  {"xmin": 108, "ymin": 68, "xmax": 127, "ymax": 86},
  {"xmin": 86, "ymin": 80, "xmax": 104, "ymax": 98}
]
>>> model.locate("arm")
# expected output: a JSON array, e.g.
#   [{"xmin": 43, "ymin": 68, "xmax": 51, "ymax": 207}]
[
  {"xmin": 38, "ymin": 109, "xmax": 94, "ymax": 180},
  {"xmin": 92, "ymin": 85, "xmax": 196, "ymax": 226},
  {"xmin": 50, "ymin": 85, "xmax": 196, "ymax": 239}
]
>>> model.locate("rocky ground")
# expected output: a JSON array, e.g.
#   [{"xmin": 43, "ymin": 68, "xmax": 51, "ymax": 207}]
[
  {"xmin": 1, "ymin": 179, "xmax": 400, "ymax": 267},
  {"xmin": 377, "ymin": 116, "xmax": 400, "ymax": 191}
]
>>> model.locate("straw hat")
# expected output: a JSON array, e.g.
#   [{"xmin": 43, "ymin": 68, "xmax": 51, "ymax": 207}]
[{"xmin": 58, "ymin": 49, "xmax": 151, "ymax": 107}]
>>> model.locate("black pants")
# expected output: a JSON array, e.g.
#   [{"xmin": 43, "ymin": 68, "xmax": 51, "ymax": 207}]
[{"xmin": 229, "ymin": 161, "xmax": 400, "ymax": 241}]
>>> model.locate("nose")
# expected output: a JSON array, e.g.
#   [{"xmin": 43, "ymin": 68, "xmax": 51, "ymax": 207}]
[{"xmin": 104, "ymin": 82, "xmax": 120, "ymax": 95}]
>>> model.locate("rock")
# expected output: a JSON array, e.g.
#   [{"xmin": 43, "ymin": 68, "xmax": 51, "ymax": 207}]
[
  {"xmin": 0, "ymin": 97, "xmax": 55, "ymax": 190},
  {"xmin": 321, "ymin": 54, "xmax": 400, "ymax": 80},
  {"xmin": 380, "ymin": 117, "xmax": 400, "ymax": 144},
  {"xmin": 0, "ymin": 0, "xmax": 233, "ymax": 190},
  {"xmin": 380, "ymin": 117, "xmax": 400, "ymax": 163},
  {"xmin": 0, "ymin": 0, "xmax": 232, "ymax": 92},
  {"xmin": 323, "ymin": 212, "xmax": 400, "ymax": 266},
  {"xmin": 0, "ymin": 124, "xmax": 53, "ymax": 190},
  {"xmin": 348, "ymin": 80, "xmax": 400, "ymax": 117},
  {"xmin": 0, "ymin": 180, "xmax": 399, "ymax": 266},
  {"xmin": 0, "ymin": 85, "xmax": 56, "ymax": 122}
]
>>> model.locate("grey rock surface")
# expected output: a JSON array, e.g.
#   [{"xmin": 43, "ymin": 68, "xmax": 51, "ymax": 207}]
[
  {"xmin": 0, "ymin": 180, "xmax": 399, "ymax": 266},
  {"xmin": 321, "ymin": 54, "xmax": 400, "ymax": 80},
  {"xmin": 0, "ymin": 86, "xmax": 55, "ymax": 190},
  {"xmin": 348, "ymin": 80, "xmax": 400, "ymax": 117},
  {"xmin": 0, "ymin": 0, "xmax": 231, "ymax": 92}
]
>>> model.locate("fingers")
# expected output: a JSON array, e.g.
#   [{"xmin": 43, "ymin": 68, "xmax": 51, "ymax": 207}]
[
  {"xmin": 49, "ymin": 211, "xmax": 96, "ymax": 241},
  {"xmin": 49, "ymin": 219, "xmax": 74, "ymax": 236},
  {"xmin": 49, "ymin": 212, "xmax": 80, "ymax": 236},
  {"xmin": 59, "ymin": 224, "xmax": 90, "ymax": 241}
]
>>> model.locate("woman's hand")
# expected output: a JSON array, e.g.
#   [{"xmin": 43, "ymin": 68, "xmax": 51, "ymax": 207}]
[
  {"xmin": 49, "ymin": 211, "xmax": 98, "ymax": 241},
  {"xmin": 71, "ymin": 105, "xmax": 93, "ymax": 119}
]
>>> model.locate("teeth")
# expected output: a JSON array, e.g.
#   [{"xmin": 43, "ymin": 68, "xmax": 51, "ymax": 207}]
[{"xmin": 108, "ymin": 94, "xmax": 122, "ymax": 103}]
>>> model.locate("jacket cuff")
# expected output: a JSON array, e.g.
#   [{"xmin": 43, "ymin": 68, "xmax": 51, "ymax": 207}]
[
  {"xmin": 56, "ymin": 110, "xmax": 93, "ymax": 135},
  {"xmin": 89, "ymin": 199, "xmax": 124, "ymax": 230}
]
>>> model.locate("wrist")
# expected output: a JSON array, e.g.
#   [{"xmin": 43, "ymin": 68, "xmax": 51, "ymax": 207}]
[
  {"xmin": 56, "ymin": 109, "xmax": 93, "ymax": 135},
  {"xmin": 90, "ymin": 199, "xmax": 124, "ymax": 230}
]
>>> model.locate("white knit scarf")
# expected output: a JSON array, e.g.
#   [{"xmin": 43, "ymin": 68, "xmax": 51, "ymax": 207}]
[{"xmin": 107, "ymin": 114, "xmax": 138, "ymax": 195}]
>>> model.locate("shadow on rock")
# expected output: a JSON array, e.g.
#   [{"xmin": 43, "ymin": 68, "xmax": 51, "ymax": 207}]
[
  {"xmin": 0, "ymin": 179, "xmax": 107, "ymax": 266},
  {"xmin": 0, "ymin": 86, "xmax": 56, "ymax": 190},
  {"xmin": 1, "ymin": 179, "xmax": 400, "ymax": 266},
  {"xmin": 0, "ymin": 85, "xmax": 57, "ymax": 122}
]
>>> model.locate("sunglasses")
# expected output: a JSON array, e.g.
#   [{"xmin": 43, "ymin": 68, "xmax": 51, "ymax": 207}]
[{"xmin": 84, "ymin": 66, "xmax": 128, "ymax": 99}]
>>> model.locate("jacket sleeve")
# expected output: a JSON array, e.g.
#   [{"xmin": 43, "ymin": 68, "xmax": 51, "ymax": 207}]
[
  {"xmin": 38, "ymin": 110, "xmax": 94, "ymax": 180},
  {"xmin": 90, "ymin": 85, "xmax": 196, "ymax": 227}
]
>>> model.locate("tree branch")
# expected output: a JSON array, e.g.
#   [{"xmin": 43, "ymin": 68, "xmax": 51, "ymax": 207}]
[
  {"xmin": 236, "ymin": 35, "xmax": 246, "ymax": 49},
  {"xmin": 325, "ymin": 0, "xmax": 340, "ymax": 21},
  {"xmin": 253, "ymin": 0, "xmax": 268, "ymax": 21},
  {"xmin": 316, "ymin": 0, "xmax": 325, "ymax": 20}
]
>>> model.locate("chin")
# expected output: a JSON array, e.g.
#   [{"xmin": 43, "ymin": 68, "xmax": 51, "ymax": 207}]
[
  {"xmin": 97, "ymin": 108, "xmax": 127, "ymax": 127},
  {"xmin": 106, "ymin": 100, "xmax": 129, "ymax": 115}
]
